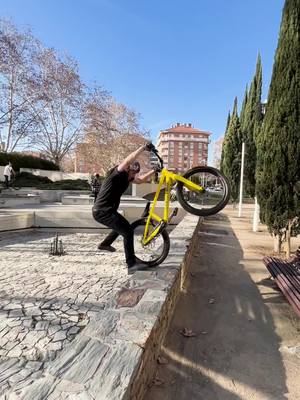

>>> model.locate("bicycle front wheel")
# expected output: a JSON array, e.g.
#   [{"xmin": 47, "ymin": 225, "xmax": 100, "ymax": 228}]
[
  {"xmin": 176, "ymin": 166, "xmax": 230, "ymax": 216},
  {"xmin": 131, "ymin": 219, "xmax": 170, "ymax": 267}
]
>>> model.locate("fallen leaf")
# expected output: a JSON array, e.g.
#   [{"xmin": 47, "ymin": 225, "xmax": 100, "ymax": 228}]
[
  {"xmin": 179, "ymin": 328, "xmax": 197, "ymax": 337},
  {"xmin": 157, "ymin": 356, "xmax": 168, "ymax": 365},
  {"xmin": 209, "ymin": 298, "xmax": 215, "ymax": 304},
  {"xmin": 153, "ymin": 376, "xmax": 164, "ymax": 386}
]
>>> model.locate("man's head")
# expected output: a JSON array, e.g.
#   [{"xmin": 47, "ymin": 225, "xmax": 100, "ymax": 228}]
[
  {"xmin": 127, "ymin": 161, "xmax": 140, "ymax": 181},
  {"xmin": 95, "ymin": 173, "xmax": 100, "ymax": 179}
]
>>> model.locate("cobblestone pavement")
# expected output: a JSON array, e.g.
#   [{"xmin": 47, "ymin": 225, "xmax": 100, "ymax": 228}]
[{"xmin": 0, "ymin": 230, "xmax": 129, "ymax": 397}]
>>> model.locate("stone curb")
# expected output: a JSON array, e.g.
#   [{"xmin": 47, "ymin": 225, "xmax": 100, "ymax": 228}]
[{"xmin": 128, "ymin": 214, "xmax": 201, "ymax": 400}]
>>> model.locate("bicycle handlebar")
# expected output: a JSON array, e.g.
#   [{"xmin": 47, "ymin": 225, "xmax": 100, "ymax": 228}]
[{"xmin": 151, "ymin": 146, "xmax": 164, "ymax": 170}]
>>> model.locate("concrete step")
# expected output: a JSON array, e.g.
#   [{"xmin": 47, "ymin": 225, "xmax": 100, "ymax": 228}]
[
  {"xmin": 0, "ymin": 202, "xmax": 186, "ymax": 230},
  {"xmin": 0, "ymin": 212, "xmax": 35, "ymax": 231},
  {"xmin": 0, "ymin": 194, "xmax": 40, "ymax": 207},
  {"xmin": 61, "ymin": 195, "xmax": 147, "ymax": 206}
]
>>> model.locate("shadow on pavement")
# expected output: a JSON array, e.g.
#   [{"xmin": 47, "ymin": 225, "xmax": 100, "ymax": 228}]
[{"xmin": 144, "ymin": 213, "xmax": 288, "ymax": 400}]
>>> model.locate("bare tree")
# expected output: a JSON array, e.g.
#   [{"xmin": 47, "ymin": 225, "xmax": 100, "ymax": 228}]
[
  {"xmin": 79, "ymin": 91, "xmax": 149, "ymax": 174},
  {"xmin": 83, "ymin": 85, "xmax": 111, "ymax": 139},
  {"xmin": 0, "ymin": 19, "xmax": 149, "ymax": 173},
  {"xmin": 29, "ymin": 48, "xmax": 85, "ymax": 166},
  {"xmin": 0, "ymin": 20, "xmax": 41, "ymax": 152}
]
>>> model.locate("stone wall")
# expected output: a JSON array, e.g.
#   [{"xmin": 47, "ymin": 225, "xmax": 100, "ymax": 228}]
[
  {"xmin": 20, "ymin": 168, "xmax": 90, "ymax": 182},
  {"xmin": 0, "ymin": 166, "xmax": 4, "ymax": 182},
  {"xmin": 128, "ymin": 215, "xmax": 201, "ymax": 399},
  {"xmin": 132, "ymin": 183, "xmax": 158, "ymax": 198}
]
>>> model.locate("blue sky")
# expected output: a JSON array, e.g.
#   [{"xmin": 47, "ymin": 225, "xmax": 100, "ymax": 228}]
[{"xmin": 1, "ymin": 0, "xmax": 284, "ymax": 160}]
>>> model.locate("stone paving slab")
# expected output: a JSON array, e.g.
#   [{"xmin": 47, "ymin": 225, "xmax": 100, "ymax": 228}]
[{"xmin": 0, "ymin": 214, "xmax": 200, "ymax": 399}]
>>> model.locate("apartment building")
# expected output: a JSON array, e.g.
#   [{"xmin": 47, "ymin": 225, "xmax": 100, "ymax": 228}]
[{"xmin": 157, "ymin": 123, "xmax": 211, "ymax": 174}]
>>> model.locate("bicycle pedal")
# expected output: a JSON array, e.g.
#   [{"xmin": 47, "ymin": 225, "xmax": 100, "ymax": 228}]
[
  {"xmin": 141, "ymin": 201, "xmax": 151, "ymax": 218},
  {"xmin": 168, "ymin": 207, "xmax": 178, "ymax": 222}
]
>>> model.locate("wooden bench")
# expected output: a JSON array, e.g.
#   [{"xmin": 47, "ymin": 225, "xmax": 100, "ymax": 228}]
[{"xmin": 263, "ymin": 250, "xmax": 300, "ymax": 317}]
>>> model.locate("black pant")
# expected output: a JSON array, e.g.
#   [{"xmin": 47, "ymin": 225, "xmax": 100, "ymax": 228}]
[
  {"xmin": 93, "ymin": 191, "xmax": 99, "ymax": 203},
  {"xmin": 93, "ymin": 210, "xmax": 135, "ymax": 267},
  {"xmin": 4, "ymin": 175, "xmax": 9, "ymax": 189}
]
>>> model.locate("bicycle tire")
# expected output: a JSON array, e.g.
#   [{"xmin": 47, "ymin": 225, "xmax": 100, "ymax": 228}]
[
  {"xmin": 131, "ymin": 218, "xmax": 170, "ymax": 267},
  {"xmin": 176, "ymin": 166, "xmax": 230, "ymax": 216}
]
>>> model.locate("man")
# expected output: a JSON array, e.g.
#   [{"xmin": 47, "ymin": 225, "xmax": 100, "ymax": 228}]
[
  {"xmin": 91, "ymin": 173, "xmax": 102, "ymax": 203},
  {"xmin": 3, "ymin": 162, "xmax": 15, "ymax": 189},
  {"xmin": 92, "ymin": 142, "xmax": 157, "ymax": 271}
]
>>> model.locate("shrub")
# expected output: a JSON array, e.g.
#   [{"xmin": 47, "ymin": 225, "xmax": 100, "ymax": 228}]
[
  {"xmin": 0, "ymin": 152, "xmax": 59, "ymax": 171},
  {"xmin": 43, "ymin": 179, "xmax": 91, "ymax": 190},
  {"xmin": 13, "ymin": 172, "xmax": 90, "ymax": 190},
  {"xmin": 13, "ymin": 172, "xmax": 53, "ymax": 187}
]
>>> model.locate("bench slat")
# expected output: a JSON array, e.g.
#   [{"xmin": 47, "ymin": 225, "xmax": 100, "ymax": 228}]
[
  {"xmin": 263, "ymin": 257, "xmax": 300, "ymax": 318},
  {"xmin": 278, "ymin": 258, "xmax": 300, "ymax": 286},
  {"xmin": 266, "ymin": 261, "xmax": 300, "ymax": 307},
  {"xmin": 271, "ymin": 258, "xmax": 300, "ymax": 291}
]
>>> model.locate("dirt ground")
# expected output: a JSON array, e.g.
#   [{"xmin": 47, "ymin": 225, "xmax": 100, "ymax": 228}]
[{"xmin": 144, "ymin": 206, "xmax": 300, "ymax": 400}]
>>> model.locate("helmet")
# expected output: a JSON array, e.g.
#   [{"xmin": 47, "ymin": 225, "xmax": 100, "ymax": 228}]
[{"xmin": 129, "ymin": 161, "xmax": 140, "ymax": 173}]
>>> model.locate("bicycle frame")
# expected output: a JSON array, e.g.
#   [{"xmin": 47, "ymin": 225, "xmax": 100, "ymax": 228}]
[{"xmin": 142, "ymin": 167, "xmax": 204, "ymax": 245}]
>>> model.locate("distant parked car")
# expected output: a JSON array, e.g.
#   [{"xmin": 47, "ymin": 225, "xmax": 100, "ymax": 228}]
[
  {"xmin": 170, "ymin": 185, "xmax": 190, "ymax": 201},
  {"xmin": 206, "ymin": 186, "xmax": 223, "ymax": 193}
]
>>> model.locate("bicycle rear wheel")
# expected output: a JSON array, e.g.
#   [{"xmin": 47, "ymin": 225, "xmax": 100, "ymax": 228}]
[
  {"xmin": 176, "ymin": 166, "xmax": 230, "ymax": 216},
  {"xmin": 131, "ymin": 219, "xmax": 170, "ymax": 267}
]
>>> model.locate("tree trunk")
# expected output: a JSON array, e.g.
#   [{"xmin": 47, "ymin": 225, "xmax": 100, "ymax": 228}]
[
  {"xmin": 252, "ymin": 196, "xmax": 260, "ymax": 232},
  {"xmin": 285, "ymin": 220, "xmax": 292, "ymax": 259},
  {"xmin": 274, "ymin": 235, "xmax": 282, "ymax": 253}
]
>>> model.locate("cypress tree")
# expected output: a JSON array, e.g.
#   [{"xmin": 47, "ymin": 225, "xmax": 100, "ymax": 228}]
[
  {"xmin": 220, "ymin": 111, "xmax": 231, "ymax": 173},
  {"xmin": 222, "ymin": 97, "xmax": 242, "ymax": 202},
  {"xmin": 256, "ymin": 0, "xmax": 300, "ymax": 250},
  {"xmin": 239, "ymin": 85, "xmax": 249, "ymax": 132},
  {"xmin": 242, "ymin": 55, "xmax": 263, "ymax": 198}
]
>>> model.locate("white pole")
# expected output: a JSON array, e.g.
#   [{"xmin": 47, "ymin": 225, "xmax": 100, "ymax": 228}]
[
  {"xmin": 252, "ymin": 196, "xmax": 260, "ymax": 232},
  {"xmin": 238, "ymin": 142, "xmax": 245, "ymax": 217}
]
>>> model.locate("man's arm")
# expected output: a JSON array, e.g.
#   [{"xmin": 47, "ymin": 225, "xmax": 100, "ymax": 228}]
[
  {"xmin": 133, "ymin": 169, "xmax": 156, "ymax": 184},
  {"xmin": 117, "ymin": 145, "xmax": 146, "ymax": 172}
]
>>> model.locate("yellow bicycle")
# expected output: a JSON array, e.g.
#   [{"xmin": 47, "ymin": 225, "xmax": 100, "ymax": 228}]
[{"xmin": 131, "ymin": 145, "xmax": 230, "ymax": 266}]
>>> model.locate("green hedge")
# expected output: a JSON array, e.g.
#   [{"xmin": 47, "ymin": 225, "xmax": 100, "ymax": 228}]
[
  {"xmin": 0, "ymin": 152, "xmax": 59, "ymax": 171},
  {"xmin": 12, "ymin": 172, "xmax": 53, "ymax": 187},
  {"xmin": 43, "ymin": 179, "xmax": 91, "ymax": 190},
  {"xmin": 13, "ymin": 172, "xmax": 90, "ymax": 190}
]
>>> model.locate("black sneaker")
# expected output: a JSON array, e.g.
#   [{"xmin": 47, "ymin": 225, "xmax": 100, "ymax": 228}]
[
  {"xmin": 127, "ymin": 262, "xmax": 152, "ymax": 274},
  {"xmin": 98, "ymin": 244, "xmax": 116, "ymax": 252}
]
